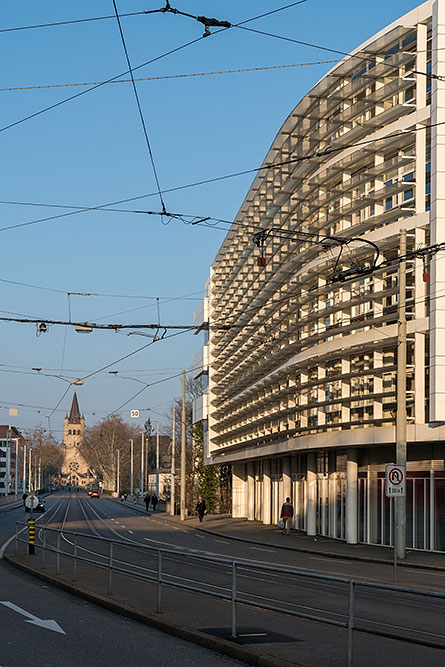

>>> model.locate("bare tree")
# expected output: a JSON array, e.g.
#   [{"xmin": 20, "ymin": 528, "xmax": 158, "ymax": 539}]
[
  {"xmin": 24, "ymin": 426, "xmax": 64, "ymax": 488},
  {"xmin": 80, "ymin": 415, "xmax": 140, "ymax": 492}
]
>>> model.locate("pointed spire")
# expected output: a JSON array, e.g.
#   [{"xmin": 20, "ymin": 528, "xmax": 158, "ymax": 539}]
[{"xmin": 68, "ymin": 392, "xmax": 81, "ymax": 424}]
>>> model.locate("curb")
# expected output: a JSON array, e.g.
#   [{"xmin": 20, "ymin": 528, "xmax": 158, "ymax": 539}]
[{"xmin": 4, "ymin": 555, "xmax": 303, "ymax": 667}]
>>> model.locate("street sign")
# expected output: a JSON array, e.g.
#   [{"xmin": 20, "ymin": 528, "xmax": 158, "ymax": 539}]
[
  {"xmin": 24, "ymin": 494, "xmax": 39, "ymax": 509},
  {"xmin": 385, "ymin": 464, "xmax": 406, "ymax": 497},
  {"xmin": 130, "ymin": 410, "xmax": 139, "ymax": 418}
]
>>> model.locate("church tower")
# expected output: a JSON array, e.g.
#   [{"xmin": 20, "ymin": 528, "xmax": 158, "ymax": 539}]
[{"xmin": 61, "ymin": 393, "xmax": 92, "ymax": 488}]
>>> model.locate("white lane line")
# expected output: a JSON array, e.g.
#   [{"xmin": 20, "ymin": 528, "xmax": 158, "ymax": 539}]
[
  {"xmin": 215, "ymin": 539, "xmax": 230, "ymax": 544},
  {"xmin": 195, "ymin": 535, "xmax": 205, "ymax": 539},
  {"xmin": 128, "ymin": 531, "xmax": 134, "ymax": 534},
  {"xmin": 311, "ymin": 557, "xmax": 352, "ymax": 565}
]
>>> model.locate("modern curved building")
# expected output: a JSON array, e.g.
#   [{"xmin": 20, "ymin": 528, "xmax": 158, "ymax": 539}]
[{"xmin": 193, "ymin": 0, "xmax": 445, "ymax": 552}]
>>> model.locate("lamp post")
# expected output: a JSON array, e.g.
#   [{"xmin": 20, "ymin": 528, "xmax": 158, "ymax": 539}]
[
  {"xmin": 116, "ymin": 449, "xmax": 120, "ymax": 496},
  {"xmin": 28, "ymin": 448, "xmax": 32, "ymax": 492},
  {"xmin": 171, "ymin": 406, "xmax": 175, "ymax": 516},
  {"xmin": 14, "ymin": 439, "xmax": 19, "ymax": 496},
  {"xmin": 23, "ymin": 444, "xmax": 27, "ymax": 493},
  {"xmin": 5, "ymin": 425, "xmax": 11, "ymax": 496},
  {"xmin": 140, "ymin": 432, "xmax": 145, "ymax": 495},
  {"xmin": 154, "ymin": 420, "xmax": 160, "ymax": 499},
  {"xmin": 129, "ymin": 439, "xmax": 134, "ymax": 497}
]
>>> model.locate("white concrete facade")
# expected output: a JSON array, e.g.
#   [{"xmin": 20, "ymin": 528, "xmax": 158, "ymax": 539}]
[{"xmin": 194, "ymin": 1, "xmax": 445, "ymax": 552}]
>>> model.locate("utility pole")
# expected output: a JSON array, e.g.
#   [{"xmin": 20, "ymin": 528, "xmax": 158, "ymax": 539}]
[
  {"xmin": 180, "ymin": 370, "xmax": 186, "ymax": 521},
  {"xmin": 14, "ymin": 438, "xmax": 18, "ymax": 496},
  {"xmin": 28, "ymin": 448, "xmax": 32, "ymax": 492},
  {"xmin": 23, "ymin": 444, "xmax": 27, "ymax": 492},
  {"xmin": 116, "ymin": 449, "xmax": 120, "ymax": 496},
  {"xmin": 396, "ymin": 228, "xmax": 407, "ymax": 559},
  {"xmin": 154, "ymin": 420, "xmax": 160, "ymax": 499},
  {"xmin": 129, "ymin": 439, "xmax": 134, "ymax": 497},
  {"xmin": 140, "ymin": 432, "xmax": 145, "ymax": 495},
  {"xmin": 171, "ymin": 406, "xmax": 175, "ymax": 515}
]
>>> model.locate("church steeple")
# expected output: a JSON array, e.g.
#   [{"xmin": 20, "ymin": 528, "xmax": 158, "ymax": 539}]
[{"xmin": 68, "ymin": 392, "xmax": 81, "ymax": 425}]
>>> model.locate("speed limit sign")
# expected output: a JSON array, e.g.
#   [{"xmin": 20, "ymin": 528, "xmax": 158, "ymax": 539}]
[
  {"xmin": 130, "ymin": 410, "xmax": 139, "ymax": 418},
  {"xmin": 385, "ymin": 464, "xmax": 406, "ymax": 497}
]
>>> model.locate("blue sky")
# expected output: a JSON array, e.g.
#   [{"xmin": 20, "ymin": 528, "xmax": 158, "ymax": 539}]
[{"xmin": 0, "ymin": 0, "xmax": 421, "ymax": 436}]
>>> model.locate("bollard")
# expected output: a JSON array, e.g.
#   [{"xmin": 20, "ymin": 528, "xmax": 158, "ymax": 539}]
[
  {"xmin": 347, "ymin": 580, "xmax": 355, "ymax": 667},
  {"xmin": 157, "ymin": 550, "xmax": 163, "ymax": 613},
  {"xmin": 27, "ymin": 519, "xmax": 35, "ymax": 555},
  {"xmin": 15, "ymin": 523, "xmax": 19, "ymax": 556},
  {"xmin": 231, "ymin": 562, "xmax": 237, "ymax": 639},
  {"xmin": 107, "ymin": 541, "xmax": 113, "ymax": 595}
]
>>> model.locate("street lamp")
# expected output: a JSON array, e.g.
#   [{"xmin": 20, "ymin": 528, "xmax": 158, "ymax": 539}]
[
  {"xmin": 140, "ymin": 432, "xmax": 145, "ymax": 495},
  {"xmin": 154, "ymin": 420, "xmax": 160, "ymax": 500},
  {"xmin": 129, "ymin": 438, "xmax": 134, "ymax": 497},
  {"xmin": 116, "ymin": 449, "xmax": 120, "ymax": 496}
]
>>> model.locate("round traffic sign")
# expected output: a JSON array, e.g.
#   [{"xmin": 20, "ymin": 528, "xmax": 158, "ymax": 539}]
[
  {"xmin": 25, "ymin": 494, "xmax": 39, "ymax": 509},
  {"xmin": 388, "ymin": 467, "xmax": 404, "ymax": 486}
]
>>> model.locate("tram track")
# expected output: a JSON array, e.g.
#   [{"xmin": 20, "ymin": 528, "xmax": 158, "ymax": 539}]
[{"xmin": 33, "ymin": 495, "xmax": 445, "ymax": 651}]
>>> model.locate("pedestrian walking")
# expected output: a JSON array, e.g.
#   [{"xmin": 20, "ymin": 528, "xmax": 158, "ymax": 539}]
[
  {"xmin": 195, "ymin": 497, "xmax": 206, "ymax": 522},
  {"xmin": 280, "ymin": 497, "xmax": 294, "ymax": 535},
  {"xmin": 151, "ymin": 494, "xmax": 158, "ymax": 512},
  {"xmin": 144, "ymin": 493, "xmax": 151, "ymax": 512}
]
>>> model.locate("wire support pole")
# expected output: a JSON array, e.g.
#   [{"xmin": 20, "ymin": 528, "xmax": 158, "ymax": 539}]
[
  {"xmin": 396, "ymin": 228, "xmax": 407, "ymax": 560},
  {"xmin": 180, "ymin": 370, "xmax": 186, "ymax": 521}
]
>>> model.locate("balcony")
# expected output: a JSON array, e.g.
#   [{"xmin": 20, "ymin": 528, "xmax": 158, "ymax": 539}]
[
  {"xmin": 193, "ymin": 393, "xmax": 208, "ymax": 423},
  {"xmin": 193, "ymin": 298, "xmax": 209, "ymax": 333},
  {"xmin": 193, "ymin": 345, "xmax": 209, "ymax": 380}
]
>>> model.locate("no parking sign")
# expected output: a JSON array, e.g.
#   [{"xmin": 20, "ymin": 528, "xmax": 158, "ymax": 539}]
[{"xmin": 385, "ymin": 464, "xmax": 406, "ymax": 497}]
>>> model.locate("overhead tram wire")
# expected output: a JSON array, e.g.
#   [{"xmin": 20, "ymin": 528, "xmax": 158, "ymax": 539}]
[
  {"xmin": 0, "ymin": 60, "xmax": 341, "ymax": 93},
  {"xmin": 0, "ymin": 8, "xmax": 164, "ymax": 33},
  {"xmin": 1, "ymin": 119, "xmax": 443, "ymax": 235},
  {"xmin": 235, "ymin": 24, "xmax": 445, "ymax": 82},
  {"xmin": 111, "ymin": 0, "xmax": 166, "ymax": 214},
  {"xmin": 0, "ymin": 1, "xmax": 308, "ymax": 137}
]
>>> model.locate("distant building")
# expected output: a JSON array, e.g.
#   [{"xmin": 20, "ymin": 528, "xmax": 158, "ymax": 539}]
[
  {"xmin": 0, "ymin": 426, "xmax": 24, "ymax": 496},
  {"xmin": 60, "ymin": 393, "xmax": 94, "ymax": 488}
]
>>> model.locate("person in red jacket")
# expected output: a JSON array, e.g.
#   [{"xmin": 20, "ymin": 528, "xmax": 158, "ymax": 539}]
[{"xmin": 280, "ymin": 497, "xmax": 294, "ymax": 535}]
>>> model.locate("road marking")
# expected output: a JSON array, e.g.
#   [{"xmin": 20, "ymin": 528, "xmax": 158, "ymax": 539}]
[
  {"xmin": 310, "ymin": 557, "xmax": 351, "ymax": 564},
  {"xmin": 249, "ymin": 547, "xmax": 276, "ymax": 553},
  {"xmin": 215, "ymin": 539, "xmax": 230, "ymax": 544},
  {"xmin": 120, "ymin": 525, "xmax": 126, "ymax": 528},
  {"xmin": 195, "ymin": 535, "xmax": 205, "ymax": 539},
  {"xmin": 405, "ymin": 569, "xmax": 445, "ymax": 577},
  {"xmin": 128, "ymin": 531, "xmax": 134, "ymax": 534},
  {"xmin": 0, "ymin": 601, "xmax": 65, "ymax": 634}
]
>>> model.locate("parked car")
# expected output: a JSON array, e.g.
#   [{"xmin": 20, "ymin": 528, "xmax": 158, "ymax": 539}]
[{"xmin": 25, "ymin": 497, "xmax": 45, "ymax": 513}]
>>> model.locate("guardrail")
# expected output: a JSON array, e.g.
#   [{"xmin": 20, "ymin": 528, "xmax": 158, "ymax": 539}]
[{"xmin": 14, "ymin": 521, "xmax": 445, "ymax": 666}]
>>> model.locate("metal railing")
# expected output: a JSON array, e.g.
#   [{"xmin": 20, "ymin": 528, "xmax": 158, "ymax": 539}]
[{"xmin": 15, "ymin": 522, "xmax": 445, "ymax": 666}]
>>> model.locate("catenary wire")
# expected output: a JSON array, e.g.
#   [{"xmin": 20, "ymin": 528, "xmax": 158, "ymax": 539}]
[
  {"xmin": 0, "ymin": 60, "xmax": 341, "ymax": 92},
  {"xmin": 111, "ymin": 0, "xmax": 166, "ymax": 213},
  {"xmin": 0, "ymin": 119, "xmax": 443, "ymax": 235},
  {"xmin": 0, "ymin": 1, "xmax": 307, "ymax": 136}
]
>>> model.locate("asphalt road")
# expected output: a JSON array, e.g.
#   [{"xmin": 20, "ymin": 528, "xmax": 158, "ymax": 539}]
[
  {"xmin": 0, "ymin": 495, "xmax": 243, "ymax": 667},
  {"xmin": 60, "ymin": 495, "xmax": 445, "ymax": 647}
]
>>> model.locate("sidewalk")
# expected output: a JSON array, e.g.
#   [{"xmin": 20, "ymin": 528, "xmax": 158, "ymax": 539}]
[{"xmin": 158, "ymin": 511, "xmax": 445, "ymax": 572}]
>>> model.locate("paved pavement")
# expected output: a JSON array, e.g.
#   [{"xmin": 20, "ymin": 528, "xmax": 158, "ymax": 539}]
[{"xmin": 3, "ymin": 493, "xmax": 445, "ymax": 667}]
